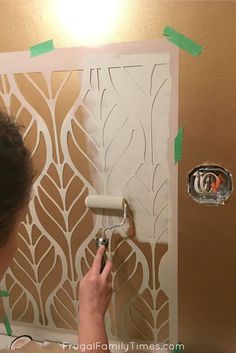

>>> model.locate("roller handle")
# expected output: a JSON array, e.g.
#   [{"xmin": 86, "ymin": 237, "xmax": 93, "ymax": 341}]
[{"xmin": 96, "ymin": 237, "xmax": 109, "ymax": 273}]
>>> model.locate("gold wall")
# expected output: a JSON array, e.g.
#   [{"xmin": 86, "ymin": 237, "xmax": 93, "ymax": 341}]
[{"xmin": 0, "ymin": 0, "xmax": 236, "ymax": 351}]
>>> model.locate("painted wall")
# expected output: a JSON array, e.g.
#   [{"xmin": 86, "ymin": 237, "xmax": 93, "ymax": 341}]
[{"xmin": 0, "ymin": 1, "xmax": 236, "ymax": 351}]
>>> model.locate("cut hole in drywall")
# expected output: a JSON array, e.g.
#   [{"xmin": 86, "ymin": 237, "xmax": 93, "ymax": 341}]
[{"xmin": 188, "ymin": 165, "xmax": 233, "ymax": 205}]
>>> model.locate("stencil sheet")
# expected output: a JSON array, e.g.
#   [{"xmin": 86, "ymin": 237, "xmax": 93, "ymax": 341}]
[{"xmin": 0, "ymin": 40, "xmax": 178, "ymax": 343}]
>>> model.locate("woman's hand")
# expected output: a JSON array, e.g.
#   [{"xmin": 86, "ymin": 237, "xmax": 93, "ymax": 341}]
[{"xmin": 78, "ymin": 245, "xmax": 113, "ymax": 322}]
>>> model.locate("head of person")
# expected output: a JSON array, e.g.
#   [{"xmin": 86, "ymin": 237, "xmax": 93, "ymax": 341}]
[{"xmin": 0, "ymin": 111, "xmax": 34, "ymax": 280}]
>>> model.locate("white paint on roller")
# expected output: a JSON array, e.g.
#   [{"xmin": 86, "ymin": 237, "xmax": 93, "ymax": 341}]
[{"xmin": 85, "ymin": 195, "xmax": 124, "ymax": 210}]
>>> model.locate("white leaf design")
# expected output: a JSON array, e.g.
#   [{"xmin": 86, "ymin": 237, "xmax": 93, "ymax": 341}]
[
  {"xmin": 127, "ymin": 163, "xmax": 168, "ymax": 243},
  {"xmin": 3, "ymin": 212, "xmax": 65, "ymax": 326}
]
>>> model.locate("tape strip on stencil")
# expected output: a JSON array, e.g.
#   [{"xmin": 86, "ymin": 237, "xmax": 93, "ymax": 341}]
[
  {"xmin": 163, "ymin": 26, "xmax": 203, "ymax": 56},
  {"xmin": 0, "ymin": 290, "xmax": 9, "ymax": 297},
  {"xmin": 30, "ymin": 39, "xmax": 55, "ymax": 57},
  {"xmin": 173, "ymin": 344, "xmax": 184, "ymax": 352},
  {"xmin": 3, "ymin": 315, "xmax": 12, "ymax": 336},
  {"xmin": 174, "ymin": 127, "xmax": 184, "ymax": 163},
  {"xmin": 0, "ymin": 290, "xmax": 12, "ymax": 336}
]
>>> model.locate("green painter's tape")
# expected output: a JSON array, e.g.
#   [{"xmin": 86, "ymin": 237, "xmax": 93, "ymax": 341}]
[
  {"xmin": 3, "ymin": 315, "xmax": 12, "ymax": 336},
  {"xmin": 163, "ymin": 26, "xmax": 203, "ymax": 56},
  {"xmin": 30, "ymin": 39, "xmax": 55, "ymax": 57},
  {"xmin": 0, "ymin": 290, "xmax": 9, "ymax": 297},
  {"xmin": 175, "ymin": 127, "xmax": 184, "ymax": 163},
  {"xmin": 173, "ymin": 344, "xmax": 184, "ymax": 352}
]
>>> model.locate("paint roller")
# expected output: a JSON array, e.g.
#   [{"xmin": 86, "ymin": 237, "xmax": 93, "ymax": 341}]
[{"xmin": 85, "ymin": 195, "xmax": 128, "ymax": 272}]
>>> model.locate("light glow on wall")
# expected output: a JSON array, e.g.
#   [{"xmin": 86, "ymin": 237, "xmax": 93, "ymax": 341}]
[{"xmin": 56, "ymin": 0, "xmax": 119, "ymax": 45}]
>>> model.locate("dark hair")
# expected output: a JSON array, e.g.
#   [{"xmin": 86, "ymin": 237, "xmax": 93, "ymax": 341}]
[{"xmin": 0, "ymin": 111, "xmax": 34, "ymax": 247}]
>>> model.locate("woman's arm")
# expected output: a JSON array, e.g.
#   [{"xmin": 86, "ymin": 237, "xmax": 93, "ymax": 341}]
[{"xmin": 78, "ymin": 245, "xmax": 112, "ymax": 353}]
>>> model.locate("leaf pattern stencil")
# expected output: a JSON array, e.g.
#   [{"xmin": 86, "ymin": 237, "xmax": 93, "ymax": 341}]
[
  {"xmin": 5, "ymin": 212, "xmax": 64, "ymax": 326},
  {"xmin": 0, "ymin": 43, "xmax": 178, "ymax": 343}
]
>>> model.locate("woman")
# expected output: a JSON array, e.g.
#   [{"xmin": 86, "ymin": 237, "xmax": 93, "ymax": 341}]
[{"xmin": 0, "ymin": 111, "xmax": 112, "ymax": 352}]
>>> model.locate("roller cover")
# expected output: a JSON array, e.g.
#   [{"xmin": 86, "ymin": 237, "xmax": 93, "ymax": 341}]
[{"xmin": 85, "ymin": 195, "xmax": 124, "ymax": 210}]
